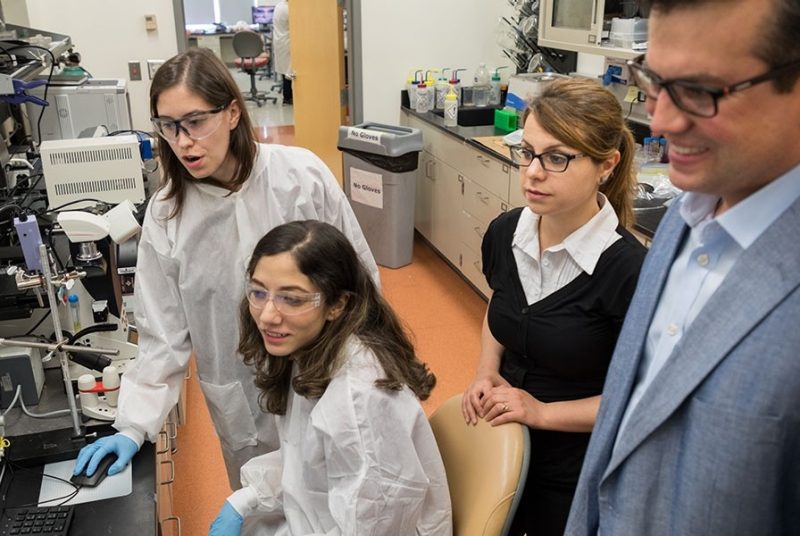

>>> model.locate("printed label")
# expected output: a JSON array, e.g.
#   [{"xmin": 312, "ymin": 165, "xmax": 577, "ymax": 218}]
[
  {"xmin": 347, "ymin": 127, "xmax": 382, "ymax": 146},
  {"xmin": 349, "ymin": 168, "xmax": 383, "ymax": 209}
]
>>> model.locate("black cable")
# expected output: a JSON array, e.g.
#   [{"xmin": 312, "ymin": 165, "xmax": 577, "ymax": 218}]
[
  {"xmin": 16, "ymin": 173, "xmax": 44, "ymax": 208},
  {"xmin": 625, "ymin": 99, "xmax": 635, "ymax": 120},
  {"xmin": 0, "ymin": 203, "xmax": 23, "ymax": 220},
  {"xmin": 40, "ymin": 198, "xmax": 108, "ymax": 214},
  {"xmin": 7, "ymin": 172, "xmax": 43, "ymax": 199},
  {"xmin": 1, "ymin": 45, "xmax": 57, "ymax": 150},
  {"xmin": 23, "ymin": 309, "xmax": 51, "ymax": 336}
]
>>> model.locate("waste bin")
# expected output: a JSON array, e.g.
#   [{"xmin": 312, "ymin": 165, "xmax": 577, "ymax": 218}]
[{"xmin": 338, "ymin": 123, "xmax": 423, "ymax": 268}]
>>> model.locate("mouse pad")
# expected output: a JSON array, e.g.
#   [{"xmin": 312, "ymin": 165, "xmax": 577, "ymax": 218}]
[{"xmin": 38, "ymin": 458, "xmax": 133, "ymax": 506}]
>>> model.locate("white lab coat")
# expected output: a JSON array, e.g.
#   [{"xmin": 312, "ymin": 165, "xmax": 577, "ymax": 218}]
[
  {"xmin": 114, "ymin": 143, "xmax": 378, "ymax": 488},
  {"xmin": 228, "ymin": 337, "xmax": 453, "ymax": 536},
  {"xmin": 272, "ymin": 1, "xmax": 291, "ymax": 76}
]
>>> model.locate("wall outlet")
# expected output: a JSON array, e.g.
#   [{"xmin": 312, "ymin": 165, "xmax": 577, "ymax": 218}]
[
  {"xmin": 128, "ymin": 61, "xmax": 142, "ymax": 81},
  {"xmin": 147, "ymin": 60, "xmax": 165, "ymax": 80},
  {"xmin": 144, "ymin": 14, "xmax": 158, "ymax": 31}
]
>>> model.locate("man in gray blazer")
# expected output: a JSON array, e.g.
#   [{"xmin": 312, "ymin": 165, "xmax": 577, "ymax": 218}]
[{"xmin": 566, "ymin": 0, "xmax": 800, "ymax": 534}]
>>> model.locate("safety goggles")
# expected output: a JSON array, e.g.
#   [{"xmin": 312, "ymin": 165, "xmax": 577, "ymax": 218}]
[
  {"xmin": 245, "ymin": 282, "xmax": 322, "ymax": 316},
  {"xmin": 151, "ymin": 103, "xmax": 228, "ymax": 142}
]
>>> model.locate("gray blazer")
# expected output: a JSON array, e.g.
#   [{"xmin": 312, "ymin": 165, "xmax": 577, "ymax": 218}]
[{"xmin": 566, "ymin": 196, "xmax": 800, "ymax": 536}]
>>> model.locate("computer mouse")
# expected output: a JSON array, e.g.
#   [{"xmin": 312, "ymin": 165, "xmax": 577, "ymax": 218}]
[{"xmin": 70, "ymin": 452, "xmax": 117, "ymax": 488}]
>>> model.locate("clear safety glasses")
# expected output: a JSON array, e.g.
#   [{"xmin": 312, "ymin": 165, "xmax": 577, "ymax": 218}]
[
  {"xmin": 151, "ymin": 104, "xmax": 228, "ymax": 142},
  {"xmin": 245, "ymin": 282, "xmax": 322, "ymax": 316},
  {"xmin": 509, "ymin": 146, "xmax": 586, "ymax": 173},
  {"xmin": 627, "ymin": 55, "xmax": 800, "ymax": 118}
]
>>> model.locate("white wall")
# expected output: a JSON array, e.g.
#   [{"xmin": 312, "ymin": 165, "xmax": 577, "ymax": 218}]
[
  {"xmin": 360, "ymin": 1, "xmax": 515, "ymax": 125},
  {"xmin": 18, "ymin": 1, "xmax": 180, "ymax": 131}
]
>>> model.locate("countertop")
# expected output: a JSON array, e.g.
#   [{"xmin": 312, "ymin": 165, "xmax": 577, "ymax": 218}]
[
  {"xmin": 3, "ymin": 368, "xmax": 158, "ymax": 535},
  {"xmin": 401, "ymin": 106, "xmax": 664, "ymax": 238}
]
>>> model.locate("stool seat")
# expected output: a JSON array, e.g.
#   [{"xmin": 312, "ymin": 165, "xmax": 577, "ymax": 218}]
[
  {"xmin": 233, "ymin": 31, "xmax": 277, "ymax": 107},
  {"xmin": 235, "ymin": 54, "xmax": 269, "ymax": 70}
]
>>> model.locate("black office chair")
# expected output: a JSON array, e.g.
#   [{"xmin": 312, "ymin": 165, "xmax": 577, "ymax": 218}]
[{"xmin": 233, "ymin": 31, "xmax": 276, "ymax": 106}]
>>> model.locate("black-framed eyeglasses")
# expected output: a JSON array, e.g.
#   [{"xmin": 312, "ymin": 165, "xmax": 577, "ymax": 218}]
[
  {"xmin": 245, "ymin": 282, "xmax": 322, "ymax": 316},
  {"xmin": 151, "ymin": 103, "xmax": 228, "ymax": 142},
  {"xmin": 627, "ymin": 55, "xmax": 800, "ymax": 118},
  {"xmin": 509, "ymin": 145, "xmax": 586, "ymax": 173}
]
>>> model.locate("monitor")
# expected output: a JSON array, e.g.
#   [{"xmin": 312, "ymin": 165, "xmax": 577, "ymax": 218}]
[{"xmin": 252, "ymin": 5, "xmax": 275, "ymax": 25}]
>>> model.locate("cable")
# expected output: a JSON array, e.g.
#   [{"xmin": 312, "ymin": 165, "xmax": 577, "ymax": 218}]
[
  {"xmin": 23, "ymin": 309, "xmax": 51, "ymax": 337},
  {"xmin": 20, "ymin": 391, "xmax": 71, "ymax": 418},
  {"xmin": 1, "ymin": 44, "xmax": 57, "ymax": 150},
  {"xmin": 40, "ymin": 198, "xmax": 108, "ymax": 214},
  {"xmin": 0, "ymin": 387, "xmax": 21, "ymax": 417},
  {"xmin": 0, "ymin": 203, "xmax": 23, "ymax": 220}
]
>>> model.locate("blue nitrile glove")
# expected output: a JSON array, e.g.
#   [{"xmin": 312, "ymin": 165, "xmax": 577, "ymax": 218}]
[
  {"xmin": 73, "ymin": 434, "xmax": 138, "ymax": 477},
  {"xmin": 209, "ymin": 501, "xmax": 243, "ymax": 536}
]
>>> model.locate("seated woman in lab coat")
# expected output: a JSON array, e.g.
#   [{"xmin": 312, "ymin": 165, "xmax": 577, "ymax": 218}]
[{"xmin": 210, "ymin": 220, "xmax": 453, "ymax": 536}]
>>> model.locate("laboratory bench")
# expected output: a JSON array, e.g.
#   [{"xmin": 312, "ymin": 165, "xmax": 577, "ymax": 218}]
[
  {"xmin": 400, "ymin": 106, "xmax": 663, "ymax": 298},
  {"xmin": 2, "ymin": 367, "xmax": 181, "ymax": 535}
]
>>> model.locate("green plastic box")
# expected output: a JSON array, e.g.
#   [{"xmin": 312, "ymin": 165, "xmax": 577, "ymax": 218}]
[{"xmin": 494, "ymin": 108, "xmax": 517, "ymax": 133}]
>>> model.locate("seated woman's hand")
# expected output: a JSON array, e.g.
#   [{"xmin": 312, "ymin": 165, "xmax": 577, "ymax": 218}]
[{"xmin": 462, "ymin": 370, "xmax": 510, "ymax": 425}]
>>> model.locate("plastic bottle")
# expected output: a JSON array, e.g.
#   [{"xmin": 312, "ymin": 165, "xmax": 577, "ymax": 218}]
[
  {"xmin": 443, "ymin": 87, "xmax": 458, "ymax": 127},
  {"xmin": 68, "ymin": 294, "xmax": 81, "ymax": 332},
  {"xmin": 408, "ymin": 69, "xmax": 423, "ymax": 109},
  {"xmin": 448, "ymin": 68, "xmax": 465, "ymax": 108},
  {"xmin": 434, "ymin": 68, "xmax": 450, "ymax": 110},
  {"xmin": 415, "ymin": 82, "xmax": 433, "ymax": 113},
  {"xmin": 489, "ymin": 66, "xmax": 510, "ymax": 106},
  {"xmin": 473, "ymin": 62, "xmax": 491, "ymax": 107}
]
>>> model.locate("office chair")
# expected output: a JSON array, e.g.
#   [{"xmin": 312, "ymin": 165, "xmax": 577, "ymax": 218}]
[
  {"xmin": 429, "ymin": 394, "xmax": 531, "ymax": 536},
  {"xmin": 233, "ymin": 31, "xmax": 277, "ymax": 106}
]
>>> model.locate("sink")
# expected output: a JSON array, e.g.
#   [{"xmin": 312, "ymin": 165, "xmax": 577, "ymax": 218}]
[{"xmin": 432, "ymin": 106, "xmax": 498, "ymax": 127}]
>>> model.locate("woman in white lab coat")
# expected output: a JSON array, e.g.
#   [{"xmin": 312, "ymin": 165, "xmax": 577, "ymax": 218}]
[
  {"xmin": 73, "ymin": 48, "xmax": 378, "ymax": 494},
  {"xmin": 209, "ymin": 220, "xmax": 452, "ymax": 536}
]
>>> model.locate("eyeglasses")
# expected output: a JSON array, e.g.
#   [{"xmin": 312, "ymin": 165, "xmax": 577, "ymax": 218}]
[
  {"xmin": 627, "ymin": 55, "xmax": 800, "ymax": 118},
  {"xmin": 151, "ymin": 104, "xmax": 228, "ymax": 142},
  {"xmin": 245, "ymin": 283, "xmax": 322, "ymax": 315},
  {"xmin": 509, "ymin": 145, "xmax": 586, "ymax": 172}
]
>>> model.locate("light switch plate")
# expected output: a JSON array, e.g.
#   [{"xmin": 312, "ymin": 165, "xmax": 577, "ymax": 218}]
[
  {"xmin": 147, "ymin": 60, "xmax": 165, "ymax": 80},
  {"xmin": 144, "ymin": 14, "xmax": 157, "ymax": 31}
]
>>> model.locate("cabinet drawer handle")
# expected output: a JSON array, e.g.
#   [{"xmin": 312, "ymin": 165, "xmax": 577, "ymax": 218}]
[
  {"xmin": 502, "ymin": 164, "xmax": 509, "ymax": 173},
  {"xmin": 501, "ymin": 202, "xmax": 508, "ymax": 212},
  {"xmin": 162, "ymin": 516, "xmax": 181, "ymax": 536},
  {"xmin": 473, "ymin": 226, "xmax": 484, "ymax": 238},
  {"xmin": 473, "ymin": 260, "xmax": 482, "ymax": 272},
  {"xmin": 425, "ymin": 159, "xmax": 435, "ymax": 180},
  {"xmin": 475, "ymin": 155, "xmax": 490, "ymax": 166},
  {"xmin": 475, "ymin": 191, "xmax": 490, "ymax": 204},
  {"xmin": 160, "ymin": 459, "xmax": 175, "ymax": 485},
  {"xmin": 157, "ymin": 430, "xmax": 169, "ymax": 455}
]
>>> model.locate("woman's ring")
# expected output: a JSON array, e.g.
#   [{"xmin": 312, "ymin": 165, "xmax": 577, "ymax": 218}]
[{"xmin": 502, "ymin": 403, "xmax": 509, "ymax": 412}]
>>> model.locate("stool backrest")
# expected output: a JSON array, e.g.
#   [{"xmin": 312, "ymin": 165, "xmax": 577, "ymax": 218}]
[
  {"xmin": 233, "ymin": 31, "xmax": 264, "ymax": 59},
  {"xmin": 429, "ymin": 394, "xmax": 531, "ymax": 536}
]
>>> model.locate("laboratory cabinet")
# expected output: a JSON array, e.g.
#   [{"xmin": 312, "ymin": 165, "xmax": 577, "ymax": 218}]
[
  {"xmin": 538, "ymin": 0, "xmax": 642, "ymax": 60},
  {"xmin": 403, "ymin": 112, "xmax": 525, "ymax": 299},
  {"xmin": 157, "ymin": 406, "xmax": 182, "ymax": 536}
]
